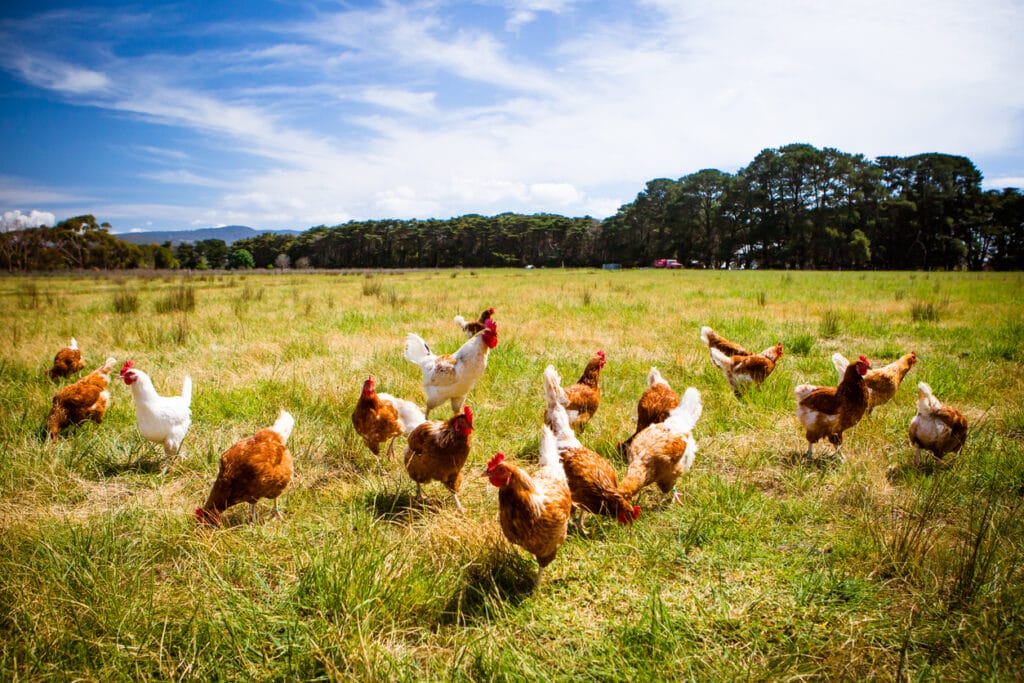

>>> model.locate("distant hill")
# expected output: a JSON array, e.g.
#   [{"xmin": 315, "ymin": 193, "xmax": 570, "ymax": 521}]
[{"xmin": 115, "ymin": 225, "xmax": 303, "ymax": 246}]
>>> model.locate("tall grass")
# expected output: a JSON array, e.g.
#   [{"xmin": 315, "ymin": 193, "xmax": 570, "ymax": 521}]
[{"xmin": 0, "ymin": 269, "xmax": 1022, "ymax": 680}]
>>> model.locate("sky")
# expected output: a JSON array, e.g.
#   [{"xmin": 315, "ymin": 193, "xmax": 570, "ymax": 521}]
[{"xmin": 1, "ymin": 0, "xmax": 1022, "ymax": 233}]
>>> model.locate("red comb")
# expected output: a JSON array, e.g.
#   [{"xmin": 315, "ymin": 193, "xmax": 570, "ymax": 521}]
[
  {"xmin": 487, "ymin": 307, "xmax": 495, "ymax": 314},
  {"xmin": 487, "ymin": 452, "xmax": 504, "ymax": 471},
  {"xmin": 484, "ymin": 319, "xmax": 497, "ymax": 332},
  {"xmin": 119, "ymin": 360, "xmax": 134, "ymax": 376},
  {"xmin": 858, "ymin": 355, "xmax": 869, "ymax": 364},
  {"xmin": 597, "ymin": 350, "xmax": 606, "ymax": 359},
  {"xmin": 463, "ymin": 405, "xmax": 474, "ymax": 424},
  {"xmin": 633, "ymin": 505, "xmax": 641, "ymax": 520}
]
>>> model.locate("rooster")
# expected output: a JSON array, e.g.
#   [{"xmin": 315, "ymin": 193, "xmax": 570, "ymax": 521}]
[
  {"xmin": 403, "ymin": 406, "xmax": 474, "ymax": 512},
  {"xmin": 709, "ymin": 342, "xmax": 784, "ymax": 394},
  {"xmin": 404, "ymin": 319, "xmax": 498, "ymax": 419},
  {"xmin": 196, "ymin": 410, "xmax": 294, "ymax": 526},
  {"xmin": 700, "ymin": 326, "xmax": 752, "ymax": 358},
  {"xmin": 909, "ymin": 382, "xmax": 969, "ymax": 467},
  {"xmin": 619, "ymin": 367, "xmax": 680, "ymax": 455},
  {"xmin": 542, "ymin": 350, "xmax": 605, "ymax": 433},
  {"xmin": 547, "ymin": 399, "xmax": 638, "ymax": 532},
  {"xmin": 119, "ymin": 360, "xmax": 192, "ymax": 464},
  {"xmin": 454, "ymin": 307, "xmax": 495, "ymax": 337},
  {"xmin": 833, "ymin": 351, "xmax": 916, "ymax": 414},
  {"xmin": 351, "ymin": 375, "xmax": 424, "ymax": 459},
  {"xmin": 482, "ymin": 429, "xmax": 573, "ymax": 587},
  {"xmin": 795, "ymin": 355, "xmax": 871, "ymax": 460},
  {"xmin": 46, "ymin": 357, "xmax": 117, "ymax": 440},
  {"xmin": 47, "ymin": 337, "xmax": 85, "ymax": 380},
  {"xmin": 620, "ymin": 387, "xmax": 702, "ymax": 506}
]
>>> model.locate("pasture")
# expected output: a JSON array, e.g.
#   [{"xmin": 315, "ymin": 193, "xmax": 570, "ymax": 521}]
[{"xmin": 1, "ymin": 268, "xmax": 1022, "ymax": 681}]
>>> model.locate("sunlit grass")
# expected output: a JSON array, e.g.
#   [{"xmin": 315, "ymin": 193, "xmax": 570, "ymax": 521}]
[{"xmin": 0, "ymin": 269, "xmax": 1022, "ymax": 680}]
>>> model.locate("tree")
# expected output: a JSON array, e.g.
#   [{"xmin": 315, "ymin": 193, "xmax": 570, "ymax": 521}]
[{"xmin": 230, "ymin": 248, "xmax": 255, "ymax": 269}]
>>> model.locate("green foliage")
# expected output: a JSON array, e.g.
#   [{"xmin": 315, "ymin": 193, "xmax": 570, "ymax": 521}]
[
  {"xmin": 230, "ymin": 248, "xmax": 255, "ymax": 270},
  {"xmin": 111, "ymin": 288, "xmax": 139, "ymax": 314}
]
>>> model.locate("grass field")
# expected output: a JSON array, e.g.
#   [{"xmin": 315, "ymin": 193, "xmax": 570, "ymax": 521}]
[{"xmin": 1, "ymin": 268, "xmax": 1023, "ymax": 681}]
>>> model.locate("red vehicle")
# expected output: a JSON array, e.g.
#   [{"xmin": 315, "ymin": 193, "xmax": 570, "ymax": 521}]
[{"xmin": 653, "ymin": 258, "xmax": 683, "ymax": 269}]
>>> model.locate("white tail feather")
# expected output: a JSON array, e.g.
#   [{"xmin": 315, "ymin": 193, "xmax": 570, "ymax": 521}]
[
  {"xmin": 663, "ymin": 387, "xmax": 702, "ymax": 434},
  {"xmin": 538, "ymin": 426, "xmax": 566, "ymax": 481},
  {"xmin": 271, "ymin": 409, "xmax": 295, "ymax": 443},
  {"xmin": 181, "ymin": 376, "xmax": 192, "ymax": 406},
  {"xmin": 69, "ymin": 337, "xmax": 78, "ymax": 350},
  {"xmin": 403, "ymin": 333, "xmax": 432, "ymax": 367},
  {"xmin": 700, "ymin": 326, "xmax": 713, "ymax": 347},
  {"xmin": 794, "ymin": 384, "xmax": 817, "ymax": 401},
  {"xmin": 709, "ymin": 347, "xmax": 733, "ymax": 370},
  {"xmin": 543, "ymin": 365, "xmax": 568, "ymax": 408},
  {"xmin": 647, "ymin": 366, "xmax": 667, "ymax": 388},
  {"xmin": 832, "ymin": 352, "xmax": 850, "ymax": 379},
  {"xmin": 453, "ymin": 314, "xmax": 467, "ymax": 328},
  {"xmin": 394, "ymin": 397, "xmax": 426, "ymax": 435},
  {"xmin": 548, "ymin": 402, "xmax": 581, "ymax": 450},
  {"xmin": 916, "ymin": 382, "xmax": 943, "ymax": 415}
]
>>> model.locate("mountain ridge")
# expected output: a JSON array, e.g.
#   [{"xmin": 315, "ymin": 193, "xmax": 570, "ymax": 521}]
[{"xmin": 115, "ymin": 225, "xmax": 302, "ymax": 246}]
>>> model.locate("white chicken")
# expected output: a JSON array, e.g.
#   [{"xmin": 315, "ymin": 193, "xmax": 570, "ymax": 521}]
[
  {"xmin": 404, "ymin": 319, "xmax": 498, "ymax": 418},
  {"xmin": 120, "ymin": 360, "xmax": 192, "ymax": 464}
]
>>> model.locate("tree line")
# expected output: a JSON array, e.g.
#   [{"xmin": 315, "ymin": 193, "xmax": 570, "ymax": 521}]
[{"xmin": 2, "ymin": 144, "xmax": 1022, "ymax": 272}]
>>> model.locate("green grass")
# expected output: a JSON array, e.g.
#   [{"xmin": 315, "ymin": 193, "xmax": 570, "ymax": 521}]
[{"xmin": 1, "ymin": 269, "xmax": 1023, "ymax": 680}]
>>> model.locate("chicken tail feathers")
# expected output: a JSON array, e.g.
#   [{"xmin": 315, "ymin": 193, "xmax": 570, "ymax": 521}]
[
  {"xmin": 271, "ymin": 409, "xmax": 295, "ymax": 443},
  {"xmin": 700, "ymin": 326, "xmax": 714, "ymax": 347},
  {"xmin": 538, "ymin": 425, "xmax": 567, "ymax": 481},
  {"xmin": 665, "ymin": 387, "xmax": 702, "ymax": 433},
  {"xmin": 647, "ymin": 366, "xmax": 666, "ymax": 388},
  {"xmin": 794, "ymin": 384, "xmax": 817, "ymax": 401},
  {"xmin": 709, "ymin": 347, "xmax": 732, "ymax": 370},
  {"xmin": 916, "ymin": 382, "xmax": 943, "ymax": 415},
  {"xmin": 831, "ymin": 352, "xmax": 850, "ymax": 379},
  {"xmin": 548, "ymin": 402, "xmax": 581, "ymax": 449},
  {"xmin": 543, "ymin": 365, "xmax": 568, "ymax": 408},
  {"xmin": 394, "ymin": 398, "xmax": 426, "ymax": 436},
  {"xmin": 453, "ymin": 314, "xmax": 467, "ymax": 329},
  {"xmin": 181, "ymin": 375, "xmax": 192, "ymax": 406},
  {"xmin": 69, "ymin": 337, "xmax": 79, "ymax": 350},
  {"xmin": 403, "ymin": 333, "xmax": 432, "ymax": 368}
]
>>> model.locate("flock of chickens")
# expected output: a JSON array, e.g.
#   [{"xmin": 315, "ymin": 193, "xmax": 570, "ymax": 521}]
[{"xmin": 43, "ymin": 309, "xmax": 969, "ymax": 586}]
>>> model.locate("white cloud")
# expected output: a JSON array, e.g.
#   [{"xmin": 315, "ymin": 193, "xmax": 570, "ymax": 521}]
[{"xmin": 1, "ymin": 209, "xmax": 56, "ymax": 230}]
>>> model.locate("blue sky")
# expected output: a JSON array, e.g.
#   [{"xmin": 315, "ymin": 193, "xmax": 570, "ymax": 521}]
[{"xmin": 1, "ymin": 0, "xmax": 1022, "ymax": 233}]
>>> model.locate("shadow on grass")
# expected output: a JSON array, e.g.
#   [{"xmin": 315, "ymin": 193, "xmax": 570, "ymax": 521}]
[
  {"xmin": 441, "ymin": 548, "xmax": 536, "ymax": 625},
  {"xmin": 363, "ymin": 486, "xmax": 446, "ymax": 524}
]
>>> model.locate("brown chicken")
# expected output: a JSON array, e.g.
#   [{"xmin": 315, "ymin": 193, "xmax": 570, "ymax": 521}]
[
  {"xmin": 454, "ymin": 307, "xmax": 495, "ymax": 337},
  {"xmin": 196, "ymin": 410, "xmax": 294, "ymax": 526},
  {"xmin": 542, "ymin": 351, "xmax": 605, "ymax": 433},
  {"xmin": 351, "ymin": 376, "xmax": 424, "ymax": 459},
  {"xmin": 46, "ymin": 357, "xmax": 117, "ymax": 440},
  {"xmin": 403, "ymin": 406, "xmax": 474, "ymax": 511},
  {"xmin": 47, "ymin": 337, "xmax": 85, "ymax": 380},
  {"xmin": 483, "ymin": 430, "xmax": 573, "ymax": 587},
  {"xmin": 833, "ymin": 351, "xmax": 916, "ymax": 414},
  {"xmin": 619, "ymin": 366, "xmax": 680, "ymax": 455},
  {"xmin": 700, "ymin": 326, "xmax": 752, "ymax": 357},
  {"xmin": 709, "ymin": 343, "xmax": 784, "ymax": 394},
  {"xmin": 547, "ymin": 400, "xmax": 638, "ymax": 532},
  {"xmin": 795, "ymin": 355, "xmax": 871, "ymax": 460},
  {"xmin": 909, "ymin": 382, "xmax": 969, "ymax": 467},
  {"xmin": 620, "ymin": 387, "xmax": 702, "ymax": 506}
]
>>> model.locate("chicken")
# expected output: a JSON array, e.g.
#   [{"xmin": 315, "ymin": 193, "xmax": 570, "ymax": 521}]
[
  {"xmin": 833, "ymin": 351, "xmax": 916, "ymax": 414},
  {"xmin": 195, "ymin": 410, "xmax": 294, "ymax": 526},
  {"xmin": 47, "ymin": 337, "xmax": 85, "ymax": 380},
  {"xmin": 482, "ymin": 428, "xmax": 573, "ymax": 587},
  {"xmin": 795, "ymin": 355, "xmax": 871, "ymax": 460},
  {"xmin": 351, "ymin": 375, "xmax": 424, "ymax": 459},
  {"xmin": 709, "ymin": 342, "xmax": 784, "ymax": 394},
  {"xmin": 119, "ymin": 360, "xmax": 192, "ymax": 464},
  {"xmin": 46, "ymin": 357, "xmax": 116, "ymax": 440},
  {"xmin": 620, "ymin": 387, "xmax": 702, "ymax": 505},
  {"xmin": 619, "ymin": 366, "xmax": 681, "ymax": 455},
  {"xmin": 909, "ymin": 382, "xmax": 968, "ymax": 467},
  {"xmin": 700, "ymin": 326, "xmax": 752, "ymax": 358},
  {"xmin": 404, "ymin": 319, "xmax": 498, "ymax": 419},
  {"xmin": 454, "ymin": 307, "xmax": 495, "ymax": 337},
  {"xmin": 547, "ymin": 399, "xmax": 638, "ymax": 532},
  {"xmin": 402, "ymin": 406, "xmax": 474, "ymax": 512},
  {"xmin": 542, "ymin": 350, "xmax": 605, "ymax": 433}
]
